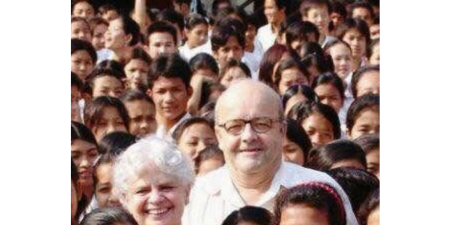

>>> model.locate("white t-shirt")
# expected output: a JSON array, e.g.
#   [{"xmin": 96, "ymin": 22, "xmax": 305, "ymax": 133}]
[
  {"xmin": 256, "ymin": 24, "xmax": 277, "ymax": 52},
  {"xmin": 178, "ymin": 41, "xmax": 213, "ymax": 62}
]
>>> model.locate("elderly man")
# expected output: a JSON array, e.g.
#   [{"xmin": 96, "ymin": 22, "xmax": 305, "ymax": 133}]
[{"xmin": 182, "ymin": 79, "xmax": 358, "ymax": 225}]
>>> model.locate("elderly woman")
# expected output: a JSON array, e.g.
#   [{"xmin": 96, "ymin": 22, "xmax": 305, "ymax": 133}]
[{"xmin": 112, "ymin": 135, "xmax": 195, "ymax": 225}]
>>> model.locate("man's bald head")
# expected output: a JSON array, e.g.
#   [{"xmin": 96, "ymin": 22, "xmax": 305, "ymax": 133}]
[{"xmin": 215, "ymin": 79, "xmax": 285, "ymax": 124}]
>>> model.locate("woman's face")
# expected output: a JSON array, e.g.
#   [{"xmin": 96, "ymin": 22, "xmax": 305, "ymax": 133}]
[
  {"xmin": 342, "ymin": 28, "xmax": 367, "ymax": 59},
  {"xmin": 92, "ymin": 24, "xmax": 108, "ymax": 50},
  {"xmin": 348, "ymin": 108, "xmax": 379, "ymax": 140},
  {"xmin": 220, "ymin": 67, "xmax": 248, "ymax": 88},
  {"xmin": 71, "ymin": 21, "xmax": 92, "ymax": 42},
  {"xmin": 301, "ymin": 112, "xmax": 335, "ymax": 148},
  {"xmin": 355, "ymin": 71, "xmax": 380, "ymax": 97},
  {"xmin": 178, "ymin": 123, "xmax": 217, "ymax": 159},
  {"xmin": 71, "ymin": 50, "xmax": 94, "ymax": 81},
  {"xmin": 71, "ymin": 139, "xmax": 98, "ymax": 187},
  {"xmin": 314, "ymin": 83, "xmax": 343, "ymax": 114},
  {"xmin": 186, "ymin": 24, "xmax": 208, "ymax": 48},
  {"xmin": 95, "ymin": 162, "xmax": 121, "ymax": 208},
  {"xmin": 278, "ymin": 68, "xmax": 308, "ymax": 95},
  {"xmin": 282, "ymin": 137, "xmax": 305, "ymax": 165},
  {"xmin": 92, "ymin": 106, "xmax": 128, "ymax": 142},
  {"xmin": 105, "ymin": 18, "xmax": 130, "ymax": 51},
  {"xmin": 124, "ymin": 59, "xmax": 150, "ymax": 90},
  {"xmin": 264, "ymin": 0, "xmax": 283, "ymax": 25},
  {"xmin": 124, "ymin": 167, "xmax": 189, "ymax": 225},
  {"xmin": 280, "ymin": 204, "xmax": 330, "ymax": 225},
  {"xmin": 92, "ymin": 76, "xmax": 124, "ymax": 98},
  {"xmin": 329, "ymin": 43, "xmax": 353, "ymax": 79}
]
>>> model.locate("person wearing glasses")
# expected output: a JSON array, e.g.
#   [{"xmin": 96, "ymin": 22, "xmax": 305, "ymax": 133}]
[{"xmin": 182, "ymin": 79, "xmax": 359, "ymax": 225}]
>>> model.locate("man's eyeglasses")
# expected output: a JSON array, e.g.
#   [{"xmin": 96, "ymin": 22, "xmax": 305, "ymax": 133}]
[{"xmin": 217, "ymin": 117, "xmax": 282, "ymax": 135}]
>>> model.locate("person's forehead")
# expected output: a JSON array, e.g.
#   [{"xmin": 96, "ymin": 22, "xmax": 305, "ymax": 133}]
[
  {"xmin": 149, "ymin": 32, "xmax": 175, "ymax": 43},
  {"xmin": 153, "ymin": 76, "xmax": 186, "ymax": 89}
]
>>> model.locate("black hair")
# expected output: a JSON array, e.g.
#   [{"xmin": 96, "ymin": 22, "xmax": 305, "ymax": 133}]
[
  {"xmin": 97, "ymin": 131, "xmax": 137, "ymax": 155},
  {"xmin": 287, "ymin": 101, "xmax": 341, "ymax": 139},
  {"xmin": 357, "ymin": 187, "xmax": 380, "ymax": 225},
  {"xmin": 327, "ymin": 167, "xmax": 379, "ymax": 213},
  {"xmin": 71, "ymin": 0, "xmax": 96, "ymax": 16},
  {"xmin": 350, "ymin": 1, "xmax": 375, "ymax": 20},
  {"xmin": 282, "ymin": 84, "xmax": 319, "ymax": 109},
  {"xmin": 72, "ymin": 72, "xmax": 84, "ymax": 90},
  {"xmin": 148, "ymin": 53, "xmax": 192, "ymax": 89},
  {"xmin": 218, "ymin": 59, "xmax": 252, "ymax": 82},
  {"xmin": 212, "ymin": 0, "xmax": 232, "ymax": 17},
  {"xmin": 172, "ymin": 117, "xmax": 215, "ymax": 143},
  {"xmin": 71, "ymin": 121, "xmax": 98, "ymax": 146},
  {"xmin": 146, "ymin": 21, "xmax": 178, "ymax": 49},
  {"xmin": 306, "ymin": 139, "xmax": 367, "ymax": 171},
  {"xmin": 274, "ymin": 182, "xmax": 346, "ymax": 225},
  {"xmin": 83, "ymin": 96, "xmax": 130, "ymax": 132},
  {"xmin": 299, "ymin": 42, "xmax": 335, "ymax": 74},
  {"xmin": 186, "ymin": 13, "xmax": 208, "ymax": 30},
  {"xmin": 72, "ymin": 158, "xmax": 89, "ymax": 223},
  {"xmin": 194, "ymin": 144, "xmax": 225, "ymax": 174},
  {"xmin": 157, "ymin": 9, "xmax": 185, "ymax": 32},
  {"xmin": 335, "ymin": 18, "xmax": 371, "ymax": 56},
  {"xmin": 199, "ymin": 80, "xmax": 226, "ymax": 110},
  {"xmin": 120, "ymin": 89, "xmax": 154, "ymax": 106},
  {"xmin": 350, "ymin": 65, "xmax": 380, "ymax": 98},
  {"xmin": 286, "ymin": 118, "xmax": 312, "ymax": 160},
  {"xmin": 353, "ymin": 133, "xmax": 379, "ymax": 154},
  {"xmin": 85, "ymin": 60, "xmax": 126, "ymax": 93},
  {"xmin": 128, "ymin": 46, "xmax": 152, "ymax": 65},
  {"xmin": 71, "ymin": 38, "xmax": 97, "ymax": 64},
  {"xmin": 273, "ymin": 57, "xmax": 310, "ymax": 91},
  {"xmin": 88, "ymin": 16, "xmax": 109, "ymax": 34},
  {"xmin": 189, "ymin": 53, "xmax": 220, "ymax": 76},
  {"xmin": 97, "ymin": 3, "xmax": 118, "ymax": 15},
  {"xmin": 346, "ymin": 93, "xmax": 379, "ymax": 131},
  {"xmin": 211, "ymin": 18, "xmax": 246, "ymax": 52},
  {"xmin": 285, "ymin": 21, "xmax": 320, "ymax": 49},
  {"xmin": 222, "ymin": 206, "xmax": 273, "ymax": 225},
  {"xmin": 80, "ymin": 207, "xmax": 138, "ymax": 225},
  {"xmin": 311, "ymin": 72, "xmax": 345, "ymax": 101},
  {"xmin": 331, "ymin": 1, "xmax": 347, "ymax": 19},
  {"xmin": 299, "ymin": 0, "xmax": 332, "ymax": 16},
  {"xmin": 116, "ymin": 15, "xmax": 141, "ymax": 46}
]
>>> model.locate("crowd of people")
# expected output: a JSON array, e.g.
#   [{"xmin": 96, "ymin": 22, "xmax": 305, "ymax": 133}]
[{"xmin": 71, "ymin": 0, "xmax": 380, "ymax": 224}]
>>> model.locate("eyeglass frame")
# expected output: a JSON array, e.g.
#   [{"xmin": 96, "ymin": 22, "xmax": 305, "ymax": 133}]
[{"xmin": 216, "ymin": 117, "xmax": 284, "ymax": 135}]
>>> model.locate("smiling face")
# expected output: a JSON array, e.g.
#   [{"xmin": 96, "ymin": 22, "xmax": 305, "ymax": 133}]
[
  {"xmin": 71, "ymin": 139, "xmax": 98, "ymax": 187},
  {"xmin": 105, "ymin": 18, "xmax": 130, "ymax": 51},
  {"xmin": 178, "ymin": 123, "xmax": 218, "ymax": 159},
  {"xmin": 215, "ymin": 81, "xmax": 285, "ymax": 174},
  {"xmin": 149, "ymin": 77, "xmax": 191, "ymax": 124},
  {"xmin": 329, "ymin": 43, "xmax": 353, "ymax": 79},
  {"xmin": 124, "ymin": 167, "xmax": 189, "ymax": 225}
]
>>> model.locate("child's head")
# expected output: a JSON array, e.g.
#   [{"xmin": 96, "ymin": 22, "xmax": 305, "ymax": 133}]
[
  {"xmin": 324, "ymin": 39, "xmax": 353, "ymax": 79},
  {"xmin": 71, "ymin": 38, "xmax": 97, "ymax": 81},
  {"xmin": 353, "ymin": 133, "xmax": 380, "ymax": 178},
  {"xmin": 368, "ymin": 38, "xmax": 379, "ymax": 66},
  {"xmin": 222, "ymin": 206, "xmax": 273, "ymax": 225},
  {"xmin": 146, "ymin": 21, "xmax": 178, "ymax": 59},
  {"xmin": 173, "ymin": 117, "xmax": 218, "ymax": 159},
  {"xmin": 120, "ymin": 90, "xmax": 157, "ymax": 138},
  {"xmin": 311, "ymin": 72, "xmax": 345, "ymax": 114},
  {"xmin": 147, "ymin": 53, "xmax": 193, "ymax": 124},
  {"xmin": 274, "ymin": 182, "xmax": 346, "ymax": 225},
  {"xmin": 298, "ymin": 42, "xmax": 334, "ymax": 82},
  {"xmin": 287, "ymin": 101, "xmax": 340, "ymax": 147},
  {"xmin": 71, "ymin": 121, "xmax": 99, "ymax": 190},
  {"xmin": 285, "ymin": 21, "xmax": 320, "ymax": 52},
  {"xmin": 358, "ymin": 187, "xmax": 380, "ymax": 225},
  {"xmin": 349, "ymin": 1, "xmax": 375, "ymax": 27},
  {"xmin": 211, "ymin": 18, "xmax": 246, "ymax": 68},
  {"xmin": 98, "ymin": 4, "xmax": 120, "ymax": 22},
  {"xmin": 189, "ymin": 53, "xmax": 220, "ymax": 80},
  {"xmin": 327, "ymin": 167, "xmax": 379, "ymax": 215},
  {"xmin": 195, "ymin": 145, "xmax": 225, "ymax": 176},
  {"xmin": 282, "ymin": 84, "xmax": 319, "ymax": 115},
  {"xmin": 88, "ymin": 17, "xmax": 109, "ymax": 50},
  {"xmin": 123, "ymin": 47, "xmax": 152, "ymax": 91},
  {"xmin": 218, "ymin": 59, "xmax": 251, "ymax": 88},
  {"xmin": 104, "ymin": 15, "xmax": 141, "ymax": 51},
  {"xmin": 306, "ymin": 139, "xmax": 367, "ymax": 171},
  {"xmin": 273, "ymin": 58, "xmax": 309, "ymax": 94},
  {"xmin": 80, "ymin": 207, "xmax": 138, "ymax": 225},
  {"xmin": 185, "ymin": 14, "xmax": 209, "ymax": 48},
  {"xmin": 336, "ymin": 18, "xmax": 370, "ymax": 61},
  {"xmin": 283, "ymin": 119, "xmax": 312, "ymax": 166},
  {"xmin": 84, "ymin": 96, "xmax": 130, "ymax": 142},
  {"xmin": 350, "ymin": 65, "xmax": 380, "ymax": 98},
  {"xmin": 72, "ymin": 0, "xmax": 95, "ymax": 20},
  {"xmin": 300, "ymin": 0, "xmax": 332, "ymax": 36},
  {"xmin": 71, "ymin": 16, "xmax": 92, "ymax": 42},
  {"xmin": 346, "ymin": 93, "xmax": 380, "ymax": 140},
  {"xmin": 87, "ymin": 60, "xmax": 126, "ymax": 98}
]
